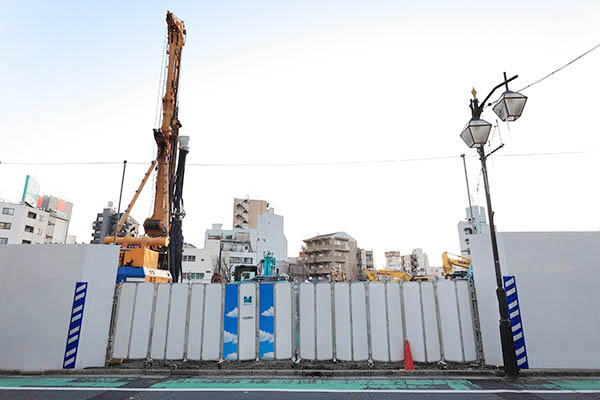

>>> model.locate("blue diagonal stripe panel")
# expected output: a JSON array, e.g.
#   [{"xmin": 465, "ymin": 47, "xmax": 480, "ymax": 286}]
[
  {"xmin": 503, "ymin": 276, "xmax": 528, "ymax": 369},
  {"xmin": 63, "ymin": 282, "xmax": 88, "ymax": 369}
]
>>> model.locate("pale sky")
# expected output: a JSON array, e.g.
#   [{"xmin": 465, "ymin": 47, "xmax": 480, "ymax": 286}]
[{"xmin": 1, "ymin": 1, "xmax": 599, "ymax": 266}]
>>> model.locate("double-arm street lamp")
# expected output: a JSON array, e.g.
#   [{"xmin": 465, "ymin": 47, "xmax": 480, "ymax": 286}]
[{"xmin": 460, "ymin": 72, "xmax": 527, "ymax": 377}]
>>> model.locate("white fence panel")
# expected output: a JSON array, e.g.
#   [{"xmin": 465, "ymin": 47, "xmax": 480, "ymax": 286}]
[
  {"xmin": 421, "ymin": 282, "xmax": 441, "ymax": 362},
  {"xmin": 149, "ymin": 284, "xmax": 170, "ymax": 359},
  {"xmin": 186, "ymin": 284, "xmax": 205, "ymax": 360},
  {"xmin": 112, "ymin": 283, "xmax": 136, "ymax": 359},
  {"xmin": 274, "ymin": 282, "xmax": 292, "ymax": 359},
  {"xmin": 437, "ymin": 281, "xmax": 462, "ymax": 361},
  {"xmin": 334, "ymin": 283, "xmax": 352, "ymax": 361},
  {"xmin": 316, "ymin": 283, "xmax": 333, "ymax": 360},
  {"xmin": 351, "ymin": 282, "xmax": 369, "ymax": 361},
  {"xmin": 368, "ymin": 283, "xmax": 389, "ymax": 362},
  {"xmin": 386, "ymin": 282, "xmax": 404, "ymax": 361},
  {"xmin": 108, "ymin": 280, "xmax": 480, "ymax": 365},
  {"xmin": 457, "ymin": 280, "xmax": 477, "ymax": 361},
  {"xmin": 165, "ymin": 284, "xmax": 188, "ymax": 359},
  {"xmin": 238, "ymin": 283, "xmax": 257, "ymax": 360},
  {"xmin": 128, "ymin": 283, "xmax": 154, "ymax": 359},
  {"xmin": 299, "ymin": 283, "xmax": 315, "ymax": 360},
  {"xmin": 201, "ymin": 284, "xmax": 222, "ymax": 360},
  {"xmin": 403, "ymin": 282, "xmax": 426, "ymax": 362}
]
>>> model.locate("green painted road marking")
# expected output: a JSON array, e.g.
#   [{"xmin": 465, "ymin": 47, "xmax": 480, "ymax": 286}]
[
  {"xmin": 550, "ymin": 380, "xmax": 600, "ymax": 391},
  {"xmin": 0, "ymin": 377, "xmax": 133, "ymax": 388},
  {"xmin": 2, "ymin": 377, "xmax": 600, "ymax": 392},
  {"xmin": 151, "ymin": 378, "xmax": 480, "ymax": 390}
]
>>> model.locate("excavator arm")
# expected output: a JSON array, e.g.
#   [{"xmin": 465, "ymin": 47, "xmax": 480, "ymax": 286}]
[{"xmin": 442, "ymin": 251, "xmax": 472, "ymax": 278}]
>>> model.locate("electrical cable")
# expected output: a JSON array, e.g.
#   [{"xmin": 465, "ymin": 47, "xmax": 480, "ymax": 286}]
[
  {"xmin": 485, "ymin": 41, "xmax": 600, "ymax": 109},
  {"xmin": 154, "ymin": 28, "xmax": 168, "ymax": 130},
  {"xmin": 517, "ymin": 42, "xmax": 600, "ymax": 92},
  {"xmin": 2, "ymin": 150, "xmax": 599, "ymax": 167}
]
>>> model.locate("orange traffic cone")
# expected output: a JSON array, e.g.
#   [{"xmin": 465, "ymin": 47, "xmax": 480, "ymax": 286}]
[{"xmin": 404, "ymin": 340, "xmax": 414, "ymax": 370}]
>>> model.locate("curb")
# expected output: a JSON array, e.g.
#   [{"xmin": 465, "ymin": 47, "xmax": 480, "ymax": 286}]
[{"xmin": 2, "ymin": 368, "xmax": 599, "ymax": 378}]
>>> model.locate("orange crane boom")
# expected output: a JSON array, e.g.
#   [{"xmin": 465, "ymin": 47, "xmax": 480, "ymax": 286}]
[{"xmin": 144, "ymin": 11, "xmax": 186, "ymax": 237}]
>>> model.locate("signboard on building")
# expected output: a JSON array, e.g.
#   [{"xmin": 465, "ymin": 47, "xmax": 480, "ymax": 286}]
[{"xmin": 21, "ymin": 175, "xmax": 40, "ymax": 207}]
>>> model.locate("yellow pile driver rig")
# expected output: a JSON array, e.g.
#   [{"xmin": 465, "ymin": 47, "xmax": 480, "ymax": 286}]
[{"xmin": 106, "ymin": 12, "xmax": 188, "ymax": 284}]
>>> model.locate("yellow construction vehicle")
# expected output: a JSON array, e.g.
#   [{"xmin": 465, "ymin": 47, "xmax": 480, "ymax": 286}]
[
  {"xmin": 442, "ymin": 251, "xmax": 472, "ymax": 280},
  {"xmin": 365, "ymin": 269, "xmax": 412, "ymax": 282},
  {"xmin": 331, "ymin": 265, "xmax": 347, "ymax": 282},
  {"xmin": 106, "ymin": 11, "xmax": 187, "ymax": 284}
]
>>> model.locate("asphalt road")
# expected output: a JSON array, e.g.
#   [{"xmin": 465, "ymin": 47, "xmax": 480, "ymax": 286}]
[{"xmin": 1, "ymin": 376, "xmax": 600, "ymax": 399}]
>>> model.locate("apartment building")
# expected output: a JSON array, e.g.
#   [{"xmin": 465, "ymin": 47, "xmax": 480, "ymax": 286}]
[
  {"xmin": 303, "ymin": 232, "xmax": 359, "ymax": 280},
  {"xmin": 181, "ymin": 226, "xmax": 258, "ymax": 283},
  {"xmin": 358, "ymin": 248, "xmax": 375, "ymax": 271},
  {"xmin": 233, "ymin": 198, "xmax": 269, "ymax": 229},
  {"xmin": 0, "ymin": 201, "xmax": 50, "ymax": 244},
  {"xmin": 385, "ymin": 248, "xmax": 430, "ymax": 277}
]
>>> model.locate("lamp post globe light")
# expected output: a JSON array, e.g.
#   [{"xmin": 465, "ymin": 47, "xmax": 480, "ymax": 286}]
[{"xmin": 460, "ymin": 72, "xmax": 527, "ymax": 378}]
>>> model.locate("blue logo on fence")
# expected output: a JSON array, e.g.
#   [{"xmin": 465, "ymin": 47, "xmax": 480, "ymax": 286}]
[{"xmin": 243, "ymin": 295, "xmax": 253, "ymax": 305}]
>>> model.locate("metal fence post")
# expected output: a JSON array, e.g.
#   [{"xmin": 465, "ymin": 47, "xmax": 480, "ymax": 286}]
[
  {"xmin": 454, "ymin": 281, "xmax": 466, "ymax": 362},
  {"xmin": 183, "ymin": 282, "xmax": 193, "ymax": 361},
  {"xmin": 146, "ymin": 283, "xmax": 159, "ymax": 361},
  {"xmin": 433, "ymin": 281, "xmax": 445, "ymax": 362},
  {"xmin": 126, "ymin": 283, "xmax": 139, "ymax": 359}
]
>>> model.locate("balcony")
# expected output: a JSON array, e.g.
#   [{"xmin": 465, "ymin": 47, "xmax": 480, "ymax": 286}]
[{"xmin": 307, "ymin": 254, "xmax": 347, "ymax": 263}]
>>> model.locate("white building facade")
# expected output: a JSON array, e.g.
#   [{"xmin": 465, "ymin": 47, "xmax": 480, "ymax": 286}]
[
  {"xmin": 0, "ymin": 201, "xmax": 50, "ymax": 244},
  {"xmin": 458, "ymin": 205, "xmax": 489, "ymax": 258},
  {"xmin": 182, "ymin": 209, "xmax": 287, "ymax": 282}
]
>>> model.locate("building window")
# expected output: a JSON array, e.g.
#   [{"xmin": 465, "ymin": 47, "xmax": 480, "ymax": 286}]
[
  {"xmin": 0, "ymin": 222, "xmax": 11, "ymax": 230},
  {"xmin": 2, "ymin": 208, "xmax": 14, "ymax": 216},
  {"xmin": 24, "ymin": 225, "xmax": 34, "ymax": 233},
  {"xmin": 0, "ymin": 238, "xmax": 7, "ymax": 244},
  {"xmin": 183, "ymin": 255, "xmax": 196, "ymax": 262},
  {"xmin": 27, "ymin": 211, "xmax": 37, "ymax": 219},
  {"xmin": 22, "ymin": 240, "xmax": 31, "ymax": 244}
]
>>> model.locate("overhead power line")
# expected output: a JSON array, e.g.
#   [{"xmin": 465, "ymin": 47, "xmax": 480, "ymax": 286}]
[
  {"xmin": 519, "ymin": 42, "xmax": 600, "ymax": 92},
  {"xmin": 2, "ymin": 150, "xmax": 599, "ymax": 168}
]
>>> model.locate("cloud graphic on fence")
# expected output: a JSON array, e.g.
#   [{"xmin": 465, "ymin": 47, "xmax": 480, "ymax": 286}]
[
  {"xmin": 259, "ymin": 329, "xmax": 274, "ymax": 344},
  {"xmin": 226, "ymin": 307, "xmax": 238, "ymax": 318},
  {"xmin": 223, "ymin": 330, "xmax": 238, "ymax": 344},
  {"xmin": 226, "ymin": 352, "xmax": 238, "ymax": 360},
  {"xmin": 261, "ymin": 306, "xmax": 274, "ymax": 317},
  {"xmin": 262, "ymin": 352, "xmax": 274, "ymax": 359}
]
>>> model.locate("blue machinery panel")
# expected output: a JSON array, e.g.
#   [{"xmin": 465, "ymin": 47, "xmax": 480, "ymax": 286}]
[
  {"xmin": 223, "ymin": 284, "xmax": 239, "ymax": 360},
  {"xmin": 259, "ymin": 283, "xmax": 275, "ymax": 359},
  {"xmin": 63, "ymin": 282, "xmax": 88, "ymax": 369},
  {"xmin": 503, "ymin": 276, "xmax": 529, "ymax": 369}
]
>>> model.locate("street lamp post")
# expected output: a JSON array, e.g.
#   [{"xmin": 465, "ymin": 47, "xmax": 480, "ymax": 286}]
[{"xmin": 460, "ymin": 72, "xmax": 527, "ymax": 378}]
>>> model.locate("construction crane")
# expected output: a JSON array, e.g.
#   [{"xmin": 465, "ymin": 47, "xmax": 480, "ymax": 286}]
[
  {"xmin": 105, "ymin": 11, "xmax": 188, "ymax": 283},
  {"xmin": 442, "ymin": 251, "xmax": 472, "ymax": 280}
]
